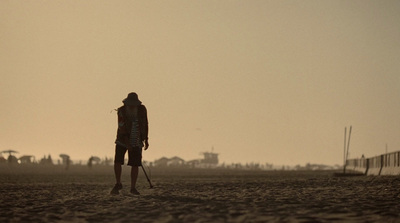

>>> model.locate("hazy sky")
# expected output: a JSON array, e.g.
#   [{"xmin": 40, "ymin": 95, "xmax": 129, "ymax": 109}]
[{"xmin": 1, "ymin": 1, "xmax": 399, "ymax": 166}]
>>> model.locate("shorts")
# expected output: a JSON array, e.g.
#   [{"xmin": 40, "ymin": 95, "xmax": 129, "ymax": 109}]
[{"xmin": 114, "ymin": 145, "xmax": 142, "ymax": 166}]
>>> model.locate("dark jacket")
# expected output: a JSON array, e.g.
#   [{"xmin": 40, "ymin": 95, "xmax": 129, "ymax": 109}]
[{"xmin": 115, "ymin": 105, "xmax": 148, "ymax": 145}]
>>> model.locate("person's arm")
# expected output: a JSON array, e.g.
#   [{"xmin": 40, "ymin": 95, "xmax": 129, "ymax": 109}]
[{"xmin": 141, "ymin": 105, "xmax": 149, "ymax": 150}]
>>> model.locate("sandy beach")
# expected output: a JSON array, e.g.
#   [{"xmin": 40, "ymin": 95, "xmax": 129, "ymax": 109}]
[{"xmin": 0, "ymin": 166, "xmax": 399, "ymax": 222}]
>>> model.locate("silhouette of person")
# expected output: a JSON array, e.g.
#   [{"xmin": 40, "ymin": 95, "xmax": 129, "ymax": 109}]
[
  {"xmin": 88, "ymin": 157, "xmax": 93, "ymax": 169},
  {"xmin": 65, "ymin": 157, "xmax": 70, "ymax": 170},
  {"xmin": 111, "ymin": 92, "xmax": 149, "ymax": 195}
]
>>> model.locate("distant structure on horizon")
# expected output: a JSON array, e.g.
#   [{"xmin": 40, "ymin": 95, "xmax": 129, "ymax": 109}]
[
  {"xmin": 154, "ymin": 147, "xmax": 219, "ymax": 168},
  {"xmin": 345, "ymin": 150, "xmax": 400, "ymax": 176},
  {"xmin": 154, "ymin": 156, "xmax": 185, "ymax": 167},
  {"xmin": 201, "ymin": 151, "xmax": 219, "ymax": 164},
  {"xmin": 187, "ymin": 149, "xmax": 219, "ymax": 168}
]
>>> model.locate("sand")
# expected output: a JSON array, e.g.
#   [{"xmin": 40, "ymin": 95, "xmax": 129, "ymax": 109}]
[{"xmin": 0, "ymin": 166, "xmax": 399, "ymax": 222}]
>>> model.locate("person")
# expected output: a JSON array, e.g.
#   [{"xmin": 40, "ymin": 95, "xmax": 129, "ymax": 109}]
[
  {"xmin": 88, "ymin": 157, "xmax": 93, "ymax": 169},
  {"xmin": 111, "ymin": 92, "xmax": 149, "ymax": 195},
  {"xmin": 65, "ymin": 156, "xmax": 70, "ymax": 170}
]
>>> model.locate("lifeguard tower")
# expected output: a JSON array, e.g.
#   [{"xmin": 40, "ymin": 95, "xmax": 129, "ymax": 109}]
[{"xmin": 201, "ymin": 147, "xmax": 219, "ymax": 165}]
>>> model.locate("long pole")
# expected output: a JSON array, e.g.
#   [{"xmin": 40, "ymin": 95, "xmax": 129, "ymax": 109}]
[
  {"xmin": 346, "ymin": 126, "xmax": 352, "ymax": 160},
  {"xmin": 141, "ymin": 165, "xmax": 154, "ymax": 189},
  {"xmin": 344, "ymin": 126, "xmax": 352, "ymax": 173},
  {"xmin": 343, "ymin": 127, "xmax": 347, "ymax": 173}
]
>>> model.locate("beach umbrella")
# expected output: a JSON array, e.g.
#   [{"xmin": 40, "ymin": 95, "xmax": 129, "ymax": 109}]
[
  {"xmin": 1, "ymin": 150, "xmax": 19, "ymax": 156},
  {"xmin": 59, "ymin": 154, "xmax": 70, "ymax": 159},
  {"xmin": 90, "ymin": 156, "xmax": 101, "ymax": 162}
]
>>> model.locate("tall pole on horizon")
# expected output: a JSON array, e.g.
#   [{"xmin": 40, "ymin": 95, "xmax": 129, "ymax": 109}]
[
  {"xmin": 346, "ymin": 126, "xmax": 352, "ymax": 168},
  {"xmin": 343, "ymin": 126, "xmax": 352, "ymax": 174},
  {"xmin": 343, "ymin": 127, "xmax": 346, "ymax": 173}
]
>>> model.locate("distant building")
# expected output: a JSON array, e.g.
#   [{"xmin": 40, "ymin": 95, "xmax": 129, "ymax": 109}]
[
  {"xmin": 193, "ymin": 148, "xmax": 219, "ymax": 168},
  {"xmin": 154, "ymin": 157, "xmax": 169, "ymax": 167},
  {"xmin": 154, "ymin": 148, "xmax": 219, "ymax": 168},
  {"xmin": 201, "ymin": 152, "xmax": 219, "ymax": 165},
  {"xmin": 19, "ymin": 155, "xmax": 35, "ymax": 164},
  {"xmin": 154, "ymin": 157, "xmax": 185, "ymax": 167},
  {"xmin": 187, "ymin": 159, "xmax": 201, "ymax": 168},
  {"xmin": 169, "ymin": 156, "xmax": 185, "ymax": 166}
]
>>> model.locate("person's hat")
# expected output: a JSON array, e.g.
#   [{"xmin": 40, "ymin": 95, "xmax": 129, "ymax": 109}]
[{"xmin": 123, "ymin": 92, "xmax": 142, "ymax": 106}]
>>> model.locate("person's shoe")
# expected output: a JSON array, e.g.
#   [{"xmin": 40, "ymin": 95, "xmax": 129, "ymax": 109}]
[
  {"xmin": 130, "ymin": 188, "xmax": 140, "ymax": 195},
  {"xmin": 110, "ymin": 183, "xmax": 122, "ymax": 195}
]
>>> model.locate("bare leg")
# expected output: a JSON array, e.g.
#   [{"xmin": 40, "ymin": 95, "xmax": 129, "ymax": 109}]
[
  {"xmin": 131, "ymin": 166, "xmax": 139, "ymax": 189},
  {"xmin": 114, "ymin": 163, "xmax": 122, "ymax": 184}
]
